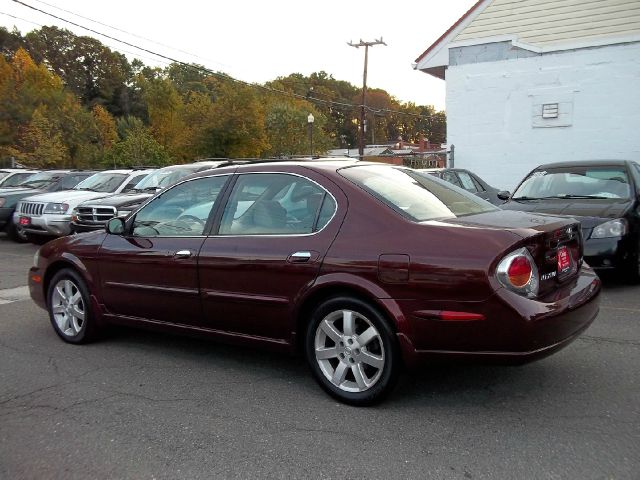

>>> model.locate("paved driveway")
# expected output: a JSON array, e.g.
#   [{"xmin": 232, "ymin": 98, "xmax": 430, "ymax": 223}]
[{"xmin": 0, "ymin": 234, "xmax": 638, "ymax": 479}]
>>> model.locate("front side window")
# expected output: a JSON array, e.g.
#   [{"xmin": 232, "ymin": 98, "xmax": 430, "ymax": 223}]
[
  {"xmin": 132, "ymin": 175, "xmax": 228, "ymax": 237},
  {"xmin": 340, "ymin": 165, "xmax": 497, "ymax": 222},
  {"xmin": 219, "ymin": 173, "xmax": 335, "ymax": 235},
  {"xmin": 75, "ymin": 172, "xmax": 127, "ymax": 193},
  {"xmin": 513, "ymin": 166, "xmax": 631, "ymax": 200}
]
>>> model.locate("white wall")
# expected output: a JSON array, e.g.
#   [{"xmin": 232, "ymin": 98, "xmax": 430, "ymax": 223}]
[{"xmin": 446, "ymin": 41, "xmax": 640, "ymax": 191}]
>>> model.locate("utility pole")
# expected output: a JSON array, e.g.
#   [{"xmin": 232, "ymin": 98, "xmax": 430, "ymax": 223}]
[{"xmin": 348, "ymin": 38, "xmax": 386, "ymax": 159}]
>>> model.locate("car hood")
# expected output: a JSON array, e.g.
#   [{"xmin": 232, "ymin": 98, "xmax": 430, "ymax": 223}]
[
  {"xmin": 21, "ymin": 190, "xmax": 115, "ymax": 206},
  {"xmin": 501, "ymin": 198, "xmax": 633, "ymax": 229},
  {"xmin": 79, "ymin": 192, "xmax": 153, "ymax": 208}
]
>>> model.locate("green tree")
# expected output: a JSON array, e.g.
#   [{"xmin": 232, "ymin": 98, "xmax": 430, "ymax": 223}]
[
  {"xmin": 200, "ymin": 80, "xmax": 269, "ymax": 158},
  {"xmin": 13, "ymin": 105, "xmax": 68, "ymax": 167},
  {"xmin": 24, "ymin": 26, "xmax": 131, "ymax": 115},
  {"xmin": 265, "ymin": 102, "xmax": 332, "ymax": 156},
  {"xmin": 104, "ymin": 125, "xmax": 171, "ymax": 168}
]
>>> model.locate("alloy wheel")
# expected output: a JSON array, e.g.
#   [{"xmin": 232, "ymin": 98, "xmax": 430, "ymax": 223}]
[
  {"xmin": 314, "ymin": 309, "xmax": 385, "ymax": 393},
  {"xmin": 50, "ymin": 279, "xmax": 86, "ymax": 337}
]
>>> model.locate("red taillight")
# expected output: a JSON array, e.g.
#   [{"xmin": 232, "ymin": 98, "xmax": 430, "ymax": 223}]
[
  {"xmin": 507, "ymin": 256, "xmax": 532, "ymax": 287},
  {"xmin": 496, "ymin": 247, "xmax": 539, "ymax": 297}
]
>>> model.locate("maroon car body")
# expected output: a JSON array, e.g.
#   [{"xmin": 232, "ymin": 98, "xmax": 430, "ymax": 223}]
[{"xmin": 29, "ymin": 160, "xmax": 601, "ymax": 405}]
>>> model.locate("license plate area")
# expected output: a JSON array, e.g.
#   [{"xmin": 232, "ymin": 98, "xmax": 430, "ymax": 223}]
[
  {"xmin": 19, "ymin": 216, "xmax": 31, "ymax": 226},
  {"xmin": 557, "ymin": 245, "xmax": 572, "ymax": 273}
]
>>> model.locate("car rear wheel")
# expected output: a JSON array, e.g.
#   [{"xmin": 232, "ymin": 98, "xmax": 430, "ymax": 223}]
[
  {"xmin": 47, "ymin": 269, "xmax": 99, "ymax": 344},
  {"xmin": 305, "ymin": 297, "xmax": 400, "ymax": 406}
]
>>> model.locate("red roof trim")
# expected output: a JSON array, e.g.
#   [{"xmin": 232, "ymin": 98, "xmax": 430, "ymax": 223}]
[{"xmin": 414, "ymin": 0, "xmax": 487, "ymax": 65}]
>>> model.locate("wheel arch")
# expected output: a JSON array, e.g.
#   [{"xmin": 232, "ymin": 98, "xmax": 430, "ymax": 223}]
[
  {"xmin": 293, "ymin": 273, "xmax": 410, "ymax": 353},
  {"xmin": 43, "ymin": 254, "xmax": 95, "ymax": 302}
]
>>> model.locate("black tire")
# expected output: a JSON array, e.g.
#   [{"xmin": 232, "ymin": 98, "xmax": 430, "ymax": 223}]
[
  {"xmin": 47, "ymin": 268, "xmax": 99, "ymax": 344},
  {"xmin": 6, "ymin": 219, "xmax": 28, "ymax": 243},
  {"xmin": 304, "ymin": 296, "xmax": 400, "ymax": 406}
]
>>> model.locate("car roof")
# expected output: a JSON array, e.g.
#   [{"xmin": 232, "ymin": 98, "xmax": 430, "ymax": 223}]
[
  {"xmin": 187, "ymin": 157, "xmax": 361, "ymax": 178},
  {"xmin": 534, "ymin": 160, "xmax": 636, "ymax": 169}
]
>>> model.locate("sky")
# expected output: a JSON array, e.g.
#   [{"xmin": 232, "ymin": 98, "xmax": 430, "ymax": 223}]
[{"xmin": 1, "ymin": 0, "xmax": 478, "ymax": 110}]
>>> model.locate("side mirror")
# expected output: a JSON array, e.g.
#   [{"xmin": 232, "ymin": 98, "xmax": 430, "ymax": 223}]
[
  {"xmin": 106, "ymin": 217, "xmax": 125, "ymax": 235},
  {"xmin": 497, "ymin": 191, "xmax": 511, "ymax": 201}
]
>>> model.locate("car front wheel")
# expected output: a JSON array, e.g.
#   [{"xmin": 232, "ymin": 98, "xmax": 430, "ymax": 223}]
[
  {"xmin": 47, "ymin": 269, "xmax": 99, "ymax": 344},
  {"xmin": 305, "ymin": 297, "xmax": 400, "ymax": 406}
]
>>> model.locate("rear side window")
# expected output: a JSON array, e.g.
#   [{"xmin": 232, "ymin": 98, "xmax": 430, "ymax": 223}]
[
  {"xmin": 340, "ymin": 165, "xmax": 497, "ymax": 222},
  {"xmin": 442, "ymin": 171, "xmax": 462, "ymax": 188},
  {"xmin": 218, "ymin": 173, "xmax": 335, "ymax": 235},
  {"xmin": 457, "ymin": 171, "xmax": 479, "ymax": 192}
]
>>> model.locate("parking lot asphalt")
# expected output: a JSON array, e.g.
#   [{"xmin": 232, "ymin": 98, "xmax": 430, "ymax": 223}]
[{"xmin": 0, "ymin": 233, "xmax": 638, "ymax": 479}]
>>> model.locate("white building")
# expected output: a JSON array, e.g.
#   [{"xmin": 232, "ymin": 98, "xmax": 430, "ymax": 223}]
[{"xmin": 414, "ymin": 0, "xmax": 640, "ymax": 190}]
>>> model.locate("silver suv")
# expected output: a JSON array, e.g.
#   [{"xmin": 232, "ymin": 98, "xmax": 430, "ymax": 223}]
[{"xmin": 14, "ymin": 169, "xmax": 154, "ymax": 239}]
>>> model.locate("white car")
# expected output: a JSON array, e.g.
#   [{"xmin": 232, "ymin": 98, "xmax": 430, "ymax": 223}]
[
  {"xmin": 14, "ymin": 169, "xmax": 154, "ymax": 238},
  {"xmin": 0, "ymin": 168, "xmax": 40, "ymax": 188}
]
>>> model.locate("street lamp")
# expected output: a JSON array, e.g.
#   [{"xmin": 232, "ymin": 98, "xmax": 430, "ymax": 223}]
[{"xmin": 307, "ymin": 113, "xmax": 314, "ymax": 157}]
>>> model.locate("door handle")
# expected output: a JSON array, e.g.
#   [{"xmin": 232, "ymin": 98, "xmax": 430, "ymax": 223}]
[
  {"xmin": 174, "ymin": 250, "xmax": 192, "ymax": 259},
  {"xmin": 289, "ymin": 251, "xmax": 312, "ymax": 263}
]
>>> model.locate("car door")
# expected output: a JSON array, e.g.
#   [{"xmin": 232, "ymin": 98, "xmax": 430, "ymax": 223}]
[
  {"xmin": 198, "ymin": 169, "xmax": 346, "ymax": 341},
  {"xmin": 98, "ymin": 174, "xmax": 230, "ymax": 326}
]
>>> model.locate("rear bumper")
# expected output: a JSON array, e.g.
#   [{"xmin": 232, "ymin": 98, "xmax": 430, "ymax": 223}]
[{"xmin": 396, "ymin": 266, "xmax": 601, "ymax": 366}]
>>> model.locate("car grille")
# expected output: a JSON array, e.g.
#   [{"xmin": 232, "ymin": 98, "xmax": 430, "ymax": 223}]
[
  {"xmin": 76, "ymin": 205, "xmax": 117, "ymax": 224},
  {"xmin": 18, "ymin": 201, "xmax": 45, "ymax": 216}
]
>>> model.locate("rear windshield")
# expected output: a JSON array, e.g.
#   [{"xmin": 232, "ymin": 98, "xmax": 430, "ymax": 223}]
[
  {"xmin": 339, "ymin": 165, "xmax": 497, "ymax": 221},
  {"xmin": 514, "ymin": 166, "xmax": 631, "ymax": 200}
]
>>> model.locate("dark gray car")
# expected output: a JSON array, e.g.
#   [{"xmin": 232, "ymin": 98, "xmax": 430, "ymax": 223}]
[{"xmin": 417, "ymin": 168, "xmax": 510, "ymax": 206}]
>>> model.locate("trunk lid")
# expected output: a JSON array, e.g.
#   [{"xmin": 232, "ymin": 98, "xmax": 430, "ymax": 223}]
[{"xmin": 438, "ymin": 210, "xmax": 583, "ymax": 295}]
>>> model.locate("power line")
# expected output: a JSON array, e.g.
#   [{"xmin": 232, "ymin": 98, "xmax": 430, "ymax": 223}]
[
  {"xmin": 28, "ymin": 0, "xmax": 233, "ymax": 71},
  {"xmin": 9, "ymin": 0, "xmax": 442, "ymax": 121},
  {"xmin": 0, "ymin": 10, "xmax": 43, "ymax": 27}
]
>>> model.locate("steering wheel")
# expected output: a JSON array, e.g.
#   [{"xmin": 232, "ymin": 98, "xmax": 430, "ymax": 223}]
[{"xmin": 176, "ymin": 214, "xmax": 205, "ymax": 227}]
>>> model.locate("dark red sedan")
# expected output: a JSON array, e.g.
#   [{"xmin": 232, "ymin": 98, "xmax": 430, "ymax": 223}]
[{"xmin": 29, "ymin": 160, "xmax": 601, "ymax": 405}]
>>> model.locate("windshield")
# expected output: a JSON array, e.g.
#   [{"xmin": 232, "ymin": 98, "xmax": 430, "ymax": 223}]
[
  {"xmin": 1, "ymin": 172, "xmax": 35, "ymax": 187},
  {"xmin": 0, "ymin": 172, "xmax": 9, "ymax": 181},
  {"xmin": 134, "ymin": 165, "xmax": 202, "ymax": 191},
  {"xmin": 513, "ymin": 166, "xmax": 631, "ymax": 200},
  {"xmin": 16, "ymin": 171, "xmax": 63, "ymax": 189},
  {"xmin": 340, "ymin": 165, "xmax": 497, "ymax": 221},
  {"xmin": 74, "ymin": 172, "xmax": 127, "ymax": 193}
]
